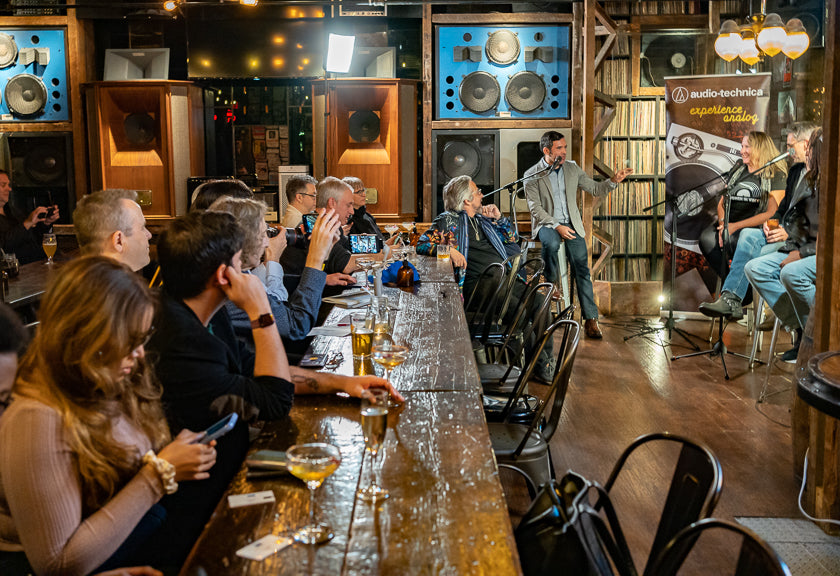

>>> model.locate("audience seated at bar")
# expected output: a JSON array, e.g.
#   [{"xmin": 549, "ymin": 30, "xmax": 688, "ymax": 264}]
[
  {"xmin": 0, "ymin": 257, "xmax": 216, "ymax": 576},
  {"xmin": 0, "ymin": 303, "xmax": 27, "ymax": 419},
  {"xmin": 189, "ymin": 179, "xmax": 253, "ymax": 212},
  {"xmin": 281, "ymin": 175, "xmax": 318, "ymax": 229}
]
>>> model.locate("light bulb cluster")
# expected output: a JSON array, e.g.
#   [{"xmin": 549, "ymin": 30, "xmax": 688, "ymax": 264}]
[{"xmin": 715, "ymin": 13, "xmax": 810, "ymax": 64}]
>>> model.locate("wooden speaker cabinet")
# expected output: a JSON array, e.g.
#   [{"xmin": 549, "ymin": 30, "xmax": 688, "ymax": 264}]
[
  {"xmin": 83, "ymin": 81, "xmax": 205, "ymax": 218},
  {"xmin": 313, "ymin": 78, "xmax": 418, "ymax": 222}
]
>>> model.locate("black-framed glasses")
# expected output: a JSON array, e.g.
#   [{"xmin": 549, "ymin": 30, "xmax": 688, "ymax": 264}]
[
  {"xmin": 353, "ymin": 189, "xmax": 367, "ymax": 196},
  {"xmin": 299, "ymin": 192, "xmax": 316, "ymax": 198},
  {"xmin": 266, "ymin": 226, "xmax": 281, "ymax": 238}
]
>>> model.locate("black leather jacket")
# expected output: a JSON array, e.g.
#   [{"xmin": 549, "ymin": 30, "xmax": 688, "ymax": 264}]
[{"xmin": 775, "ymin": 164, "xmax": 818, "ymax": 257}]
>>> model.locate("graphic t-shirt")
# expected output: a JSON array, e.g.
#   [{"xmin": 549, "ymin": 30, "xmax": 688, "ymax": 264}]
[{"xmin": 728, "ymin": 169, "xmax": 786, "ymax": 223}]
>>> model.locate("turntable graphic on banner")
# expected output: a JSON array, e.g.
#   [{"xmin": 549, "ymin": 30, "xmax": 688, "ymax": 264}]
[{"xmin": 663, "ymin": 73, "xmax": 771, "ymax": 312}]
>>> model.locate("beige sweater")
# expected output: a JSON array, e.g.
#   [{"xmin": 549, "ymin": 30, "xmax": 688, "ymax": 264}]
[{"xmin": 0, "ymin": 398, "xmax": 164, "ymax": 576}]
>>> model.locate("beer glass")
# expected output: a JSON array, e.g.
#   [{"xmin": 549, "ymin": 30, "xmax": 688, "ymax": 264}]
[{"xmin": 42, "ymin": 233, "xmax": 57, "ymax": 264}]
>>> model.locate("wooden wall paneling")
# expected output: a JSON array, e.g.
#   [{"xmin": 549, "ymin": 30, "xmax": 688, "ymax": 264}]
[
  {"xmin": 422, "ymin": 3, "xmax": 433, "ymax": 221},
  {"xmin": 804, "ymin": 0, "xmax": 840, "ymax": 532},
  {"xmin": 571, "ymin": 2, "xmax": 583, "ymax": 167}
]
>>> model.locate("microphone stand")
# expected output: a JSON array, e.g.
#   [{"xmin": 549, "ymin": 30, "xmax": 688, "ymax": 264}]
[
  {"xmin": 622, "ymin": 167, "xmax": 732, "ymax": 349},
  {"xmin": 483, "ymin": 160, "xmax": 557, "ymax": 243}
]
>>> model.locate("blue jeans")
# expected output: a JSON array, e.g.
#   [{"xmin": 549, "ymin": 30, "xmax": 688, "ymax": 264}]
[
  {"xmin": 721, "ymin": 228, "xmax": 783, "ymax": 300},
  {"xmin": 745, "ymin": 252, "xmax": 816, "ymax": 330},
  {"xmin": 538, "ymin": 226, "xmax": 599, "ymax": 319}
]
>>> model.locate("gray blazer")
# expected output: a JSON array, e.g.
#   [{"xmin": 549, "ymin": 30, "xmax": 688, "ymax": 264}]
[{"xmin": 524, "ymin": 159, "xmax": 615, "ymax": 239}]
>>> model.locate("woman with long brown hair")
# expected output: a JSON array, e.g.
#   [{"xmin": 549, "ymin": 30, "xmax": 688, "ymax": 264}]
[{"xmin": 0, "ymin": 257, "xmax": 216, "ymax": 576}]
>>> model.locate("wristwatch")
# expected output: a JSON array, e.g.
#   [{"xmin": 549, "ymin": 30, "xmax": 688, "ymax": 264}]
[{"xmin": 250, "ymin": 312, "xmax": 275, "ymax": 330}]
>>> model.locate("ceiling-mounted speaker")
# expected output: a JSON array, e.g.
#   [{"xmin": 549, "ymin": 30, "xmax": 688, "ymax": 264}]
[
  {"xmin": 84, "ymin": 81, "xmax": 206, "ymax": 218},
  {"xmin": 459, "ymin": 71, "xmax": 500, "ymax": 113},
  {"xmin": 505, "ymin": 71, "xmax": 546, "ymax": 113},
  {"xmin": 436, "ymin": 24, "xmax": 570, "ymax": 120},
  {"xmin": 0, "ymin": 28, "xmax": 69, "ymax": 122},
  {"xmin": 348, "ymin": 109, "xmax": 380, "ymax": 143},
  {"xmin": 486, "ymin": 30, "xmax": 520, "ymax": 65},
  {"xmin": 431, "ymin": 130, "xmax": 499, "ymax": 216}
]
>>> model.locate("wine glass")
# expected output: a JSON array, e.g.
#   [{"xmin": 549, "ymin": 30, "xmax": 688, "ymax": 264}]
[
  {"xmin": 356, "ymin": 257, "xmax": 374, "ymax": 291},
  {"xmin": 371, "ymin": 344, "xmax": 408, "ymax": 406},
  {"xmin": 42, "ymin": 233, "xmax": 57, "ymax": 265},
  {"xmin": 357, "ymin": 388, "xmax": 390, "ymax": 502},
  {"xmin": 285, "ymin": 443, "xmax": 342, "ymax": 544}
]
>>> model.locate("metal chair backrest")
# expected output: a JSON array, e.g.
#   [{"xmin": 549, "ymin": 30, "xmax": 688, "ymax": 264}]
[
  {"xmin": 463, "ymin": 262, "xmax": 506, "ymax": 328},
  {"xmin": 504, "ymin": 318, "xmax": 581, "ymax": 456},
  {"xmin": 573, "ymin": 483, "xmax": 640, "ymax": 576},
  {"xmin": 492, "ymin": 280, "xmax": 555, "ymax": 366},
  {"xmin": 646, "ymin": 518, "xmax": 792, "ymax": 576},
  {"xmin": 496, "ymin": 255, "xmax": 544, "ymax": 322},
  {"xmin": 602, "ymin": 433, "xmax": 724, "ymax": 576}
]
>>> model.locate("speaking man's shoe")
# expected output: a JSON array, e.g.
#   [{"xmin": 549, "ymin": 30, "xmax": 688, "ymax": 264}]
[{"xmin": 584, "ymin": 318, "xmax": 603, "ymax": 339}]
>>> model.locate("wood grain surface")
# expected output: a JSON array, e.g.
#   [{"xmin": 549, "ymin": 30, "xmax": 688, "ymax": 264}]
[{"xmin": 179, "ymin": 275, "xmax": 521, "ymax": 575}]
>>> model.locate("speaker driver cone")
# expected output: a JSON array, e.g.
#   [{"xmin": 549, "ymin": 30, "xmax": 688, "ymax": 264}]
[
  {"xmin": 348, "ymin": 110, "xmax": 381, "ymax": 143},
  {"xmin": 440, "ymin": 139, "xmax": 482, "ymax": 180},
  {"xmin": 0, "ymin": 33, "xmax": 18, "ymax": 69},
  {"xmin": 505, "ymin": 71, "xmax": 546, "ymax": 113},
  {"xmin": 485, "ymin": 30, "xmax": 520, "ymax": 65},
  {"xmin": 5, "ymin": 74, "xmax": 47, "ymax": 117},
  {"xmin": 459, "ymin": 71, "xmax": 500, "ymax": 113},
  {"xmin": 124, "ymin": 113, "xmax": 158, "ymax": 148},
  {"xmin": 23, "ymin": 143, "xmax": 66, "ymax": 185}
]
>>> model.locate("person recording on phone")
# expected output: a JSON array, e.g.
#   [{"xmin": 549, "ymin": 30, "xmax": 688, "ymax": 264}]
[
  {"xmin": 0, "ymin": 169, "xmax": 60, "ymax": 264},
  {"xmin": 280, "ymin": 175, "xmax": 318, "ymax": 229},
  {"xmin": 524, "ymin": 131, "xmax": 632, "ymax": 339},
  {"xmin": 699, "ymin": 123, "xmax": 815, "ymax": 322}
]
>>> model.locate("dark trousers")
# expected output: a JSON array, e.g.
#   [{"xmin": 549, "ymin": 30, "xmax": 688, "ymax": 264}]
[{"xmin": 538, "ymin": 226, "xmax": 599, "ymax": 319}]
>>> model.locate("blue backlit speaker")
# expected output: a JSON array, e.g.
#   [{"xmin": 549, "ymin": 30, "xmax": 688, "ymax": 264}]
[
  {"xmin": 435, "ymin": 25, "xmax": 571, "ymax": 120},
  {"xmin": 0, "ymin": 28, "xmax": 69, "ymax": 122}
]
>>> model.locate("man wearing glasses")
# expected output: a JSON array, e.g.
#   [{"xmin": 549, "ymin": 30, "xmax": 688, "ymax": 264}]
[{"xmin": 281, "ymin": 174, "xmax": 318, "ymax": 229}]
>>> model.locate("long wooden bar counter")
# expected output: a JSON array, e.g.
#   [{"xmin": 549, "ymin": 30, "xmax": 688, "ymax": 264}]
[{"xmin": 179, "ymin": 257, "xmax": 521, "ymax": 575}]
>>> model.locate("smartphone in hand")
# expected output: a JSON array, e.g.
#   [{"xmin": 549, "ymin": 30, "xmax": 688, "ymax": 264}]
[{"xmin": 196, "ymin": 413, "xmax": 238, "ymax": 444}]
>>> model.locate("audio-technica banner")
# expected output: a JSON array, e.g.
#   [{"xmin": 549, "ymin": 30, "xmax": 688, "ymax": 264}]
[{"xmin": 663, "ymin": 73, "xmax": 771, "ymax": 312}]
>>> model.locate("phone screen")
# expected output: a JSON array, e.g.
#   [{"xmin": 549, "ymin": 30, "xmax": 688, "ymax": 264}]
[
  {"xmin": 302, "ymin": 213, "xmax": 317, "ymax": 234},
  {"xmin": 199, "ymin": 413, "xmax": 238, "ymax": 444},
  {"xmin": 350, "ymin": 234, "xmax": 379, "ymax": 254}
]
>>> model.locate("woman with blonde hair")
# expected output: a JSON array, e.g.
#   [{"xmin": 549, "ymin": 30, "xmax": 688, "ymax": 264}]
[
  {"xmin": 700, "ymin": 130, "xmax": 788, "ymax": 281},
  {"xmin": 0, "ymin": 257, "xmax": 216, "ymax": 576}
]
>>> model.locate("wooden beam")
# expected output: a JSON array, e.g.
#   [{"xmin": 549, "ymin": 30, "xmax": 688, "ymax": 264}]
[
  {"xmin": 422, "ymin": 4, "xmax": 433, "ymax": 221},
  {"xmin": 432, "ymin": 13, "xmax": 573, "ymax": 25}
]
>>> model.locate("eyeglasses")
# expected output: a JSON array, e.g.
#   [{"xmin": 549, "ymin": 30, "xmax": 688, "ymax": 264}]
[
  {"xmin": 353, "ymin": 189, "xmax": 367, "ymax": 196},
  {"xmin": 299, "ymin": 192, "xmax": 316, "ymax": 198},
  {"xmin": 129, "ymin": 327, "xmax": 155, "ymax": 353},
  {"xmin": 266, "ymin": 226, "xmax": 281, "ymax": 238}
]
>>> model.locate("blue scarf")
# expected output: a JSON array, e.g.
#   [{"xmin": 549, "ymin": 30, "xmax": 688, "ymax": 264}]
[{"xmin": 455, "ymin": 211, "xmax": 510, "ymax": 264}]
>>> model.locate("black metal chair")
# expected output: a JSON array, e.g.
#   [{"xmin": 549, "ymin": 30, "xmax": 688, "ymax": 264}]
[
  {"xmin": 602, "ymin": 433, "xmax": 724, "ymax": 576},
  {"xmin": 488, "ymin": 318, "xmax": 581, "ymax": 495},
  {"xmin": 572, "ymin": 483, "xmax": 639, "ymax": 576},
  {"xmin": 646, "ymin": 519, "xmax": 792, "ymax": 576},
  {"xmin": 464, "ymin": 262, "xmax": 507, "ymax": 361}
]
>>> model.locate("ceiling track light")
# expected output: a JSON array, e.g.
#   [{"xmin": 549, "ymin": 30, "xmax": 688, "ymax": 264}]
[{"xmin": 714, "ymin": 0, "xmax": 810, "ymax": 63}]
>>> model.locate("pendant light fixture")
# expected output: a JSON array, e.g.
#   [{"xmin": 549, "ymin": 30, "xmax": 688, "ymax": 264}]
[{"xmin": 714, "ymin": 0, "xmax": 811, "ymax": 63}]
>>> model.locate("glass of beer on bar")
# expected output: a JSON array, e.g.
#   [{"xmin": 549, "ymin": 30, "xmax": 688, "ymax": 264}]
[
  {"xmin": 350, "ymin": 312, "xmax": 373, "ymax": 359},
  {"xmin": 42, "ymin": 233, "xmax": 57, "ymax": 264}
]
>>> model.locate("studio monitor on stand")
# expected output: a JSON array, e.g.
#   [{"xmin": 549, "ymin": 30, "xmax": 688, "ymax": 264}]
[{"xmin": 431, "ymin": 130, "xmax": 499, "ymax": 217}]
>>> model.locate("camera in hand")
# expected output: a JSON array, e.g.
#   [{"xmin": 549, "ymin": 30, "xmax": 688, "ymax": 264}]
[
  {"xmin": 37, "ymin": 207, "xmax": 55, "ymax": 220},
  {"xmin": 285, "ymin": 227, "xmax": 309, "ymax": 249}
]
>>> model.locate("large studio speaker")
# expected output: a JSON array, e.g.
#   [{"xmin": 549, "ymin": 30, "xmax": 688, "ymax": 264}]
[
  {"xmin": 312, "ymin": 78, "xmax": 417, "ymax": 221},
  {"xmin": 498, "ymin": 128, "xmax": 573, "ymax": 214},
  {"xmin": 435, "ymin": 25, "xmax": 571, "ymax": 120},
  {"xmin": 83, "ymin": 81, "xmax": 205, "ymax": 218},
  {"xmin": 0, "ymin": 28, "xmax": 69, "ymax": 122},
  {"xmin": 431, "ymin": 130, "xmax": 499, "ymax": 216},
  {"xmin": 0, "ymin": 131, "xmax": 73, "ymax": 223}
]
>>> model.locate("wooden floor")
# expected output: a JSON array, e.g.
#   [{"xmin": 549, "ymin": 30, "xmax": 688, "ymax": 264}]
[{"xmin": 499, "ymin": 314, "xmax": 803, "ymax": 572}]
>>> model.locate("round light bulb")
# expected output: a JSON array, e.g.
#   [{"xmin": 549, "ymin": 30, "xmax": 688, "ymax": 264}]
[
  {"xmin": 757, "ymin": 13, "xmax": 786, "ymax": 56},
  {"xmin": 739, "ymin": 36, "xmax": 760, "ymax": 66},
  {"xmin": 783, "ymin": 19, "xmax": 810, "ymax": 59},
  {"xmin": 714, "ymin": 20, "xmax": 742, "ymax": 62}
]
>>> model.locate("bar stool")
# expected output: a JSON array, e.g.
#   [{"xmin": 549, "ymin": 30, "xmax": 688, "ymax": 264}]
[
  {"xmin": 757, "ymin": 316, "xmax": 783, "ymax": 403},
  {"xmin": 524, "ymin": 234, "xmax": 571, "ymax": 313}
]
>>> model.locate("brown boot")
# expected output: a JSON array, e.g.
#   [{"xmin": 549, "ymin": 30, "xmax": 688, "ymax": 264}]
[{"xmin": 584, "ymin": 318, "xmax": 603, "ymax": 339}]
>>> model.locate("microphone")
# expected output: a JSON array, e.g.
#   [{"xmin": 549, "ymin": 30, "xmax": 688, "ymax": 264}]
[
  {"xmin": 551, "ymin": 155, "xmax": 563, "ymax": 170},
  {"xmin": 749, "ymin": 149, "xmax": 791, "ymax": 178}
]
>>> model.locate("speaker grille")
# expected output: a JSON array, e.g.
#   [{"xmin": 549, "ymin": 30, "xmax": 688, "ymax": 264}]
[
  {"xmin": 348, "ymin": 110, "xmax": 381, "ymax": 143},
  {"xmin": 459, "ymin": 71, "xmax": 500, "ymax": 113},
  {"xmin": 505, "ymin": 71, "xmax": 546, "ymax": 113},
  {"xmin": 485, "ymin": 30, "xmax": 520, "ymax": 65},
  {"xmin": 0, "ymin": 33, "xmax": 18, "ymax": 69},
  {"xmin": 23, "ymin": 142, "xmax": 66, "ymax": 185},
  {"xmin": 440, "ymin": 139, "xmax": 482, "ymax": 181},
  {"xmin": 5, "ymin": 74, "xmax": 46, "ymax": 116}
]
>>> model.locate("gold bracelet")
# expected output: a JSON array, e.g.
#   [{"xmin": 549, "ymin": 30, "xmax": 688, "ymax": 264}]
[{"xmin": 142, "ymin": 450, "xmax": 178, "ymax": 495}]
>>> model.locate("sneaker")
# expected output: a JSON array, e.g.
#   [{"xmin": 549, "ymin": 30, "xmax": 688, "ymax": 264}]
[
  {"xmin": 699, "ymin": 291, "xmax": 744, "ymax": 320},
  {"xmin": 781, "ymin": 328, "xmax": 803, "ymax": 364},
  {"xmin": 533, "ymin": 359, "xmax": 556, "ymax": 385}
]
